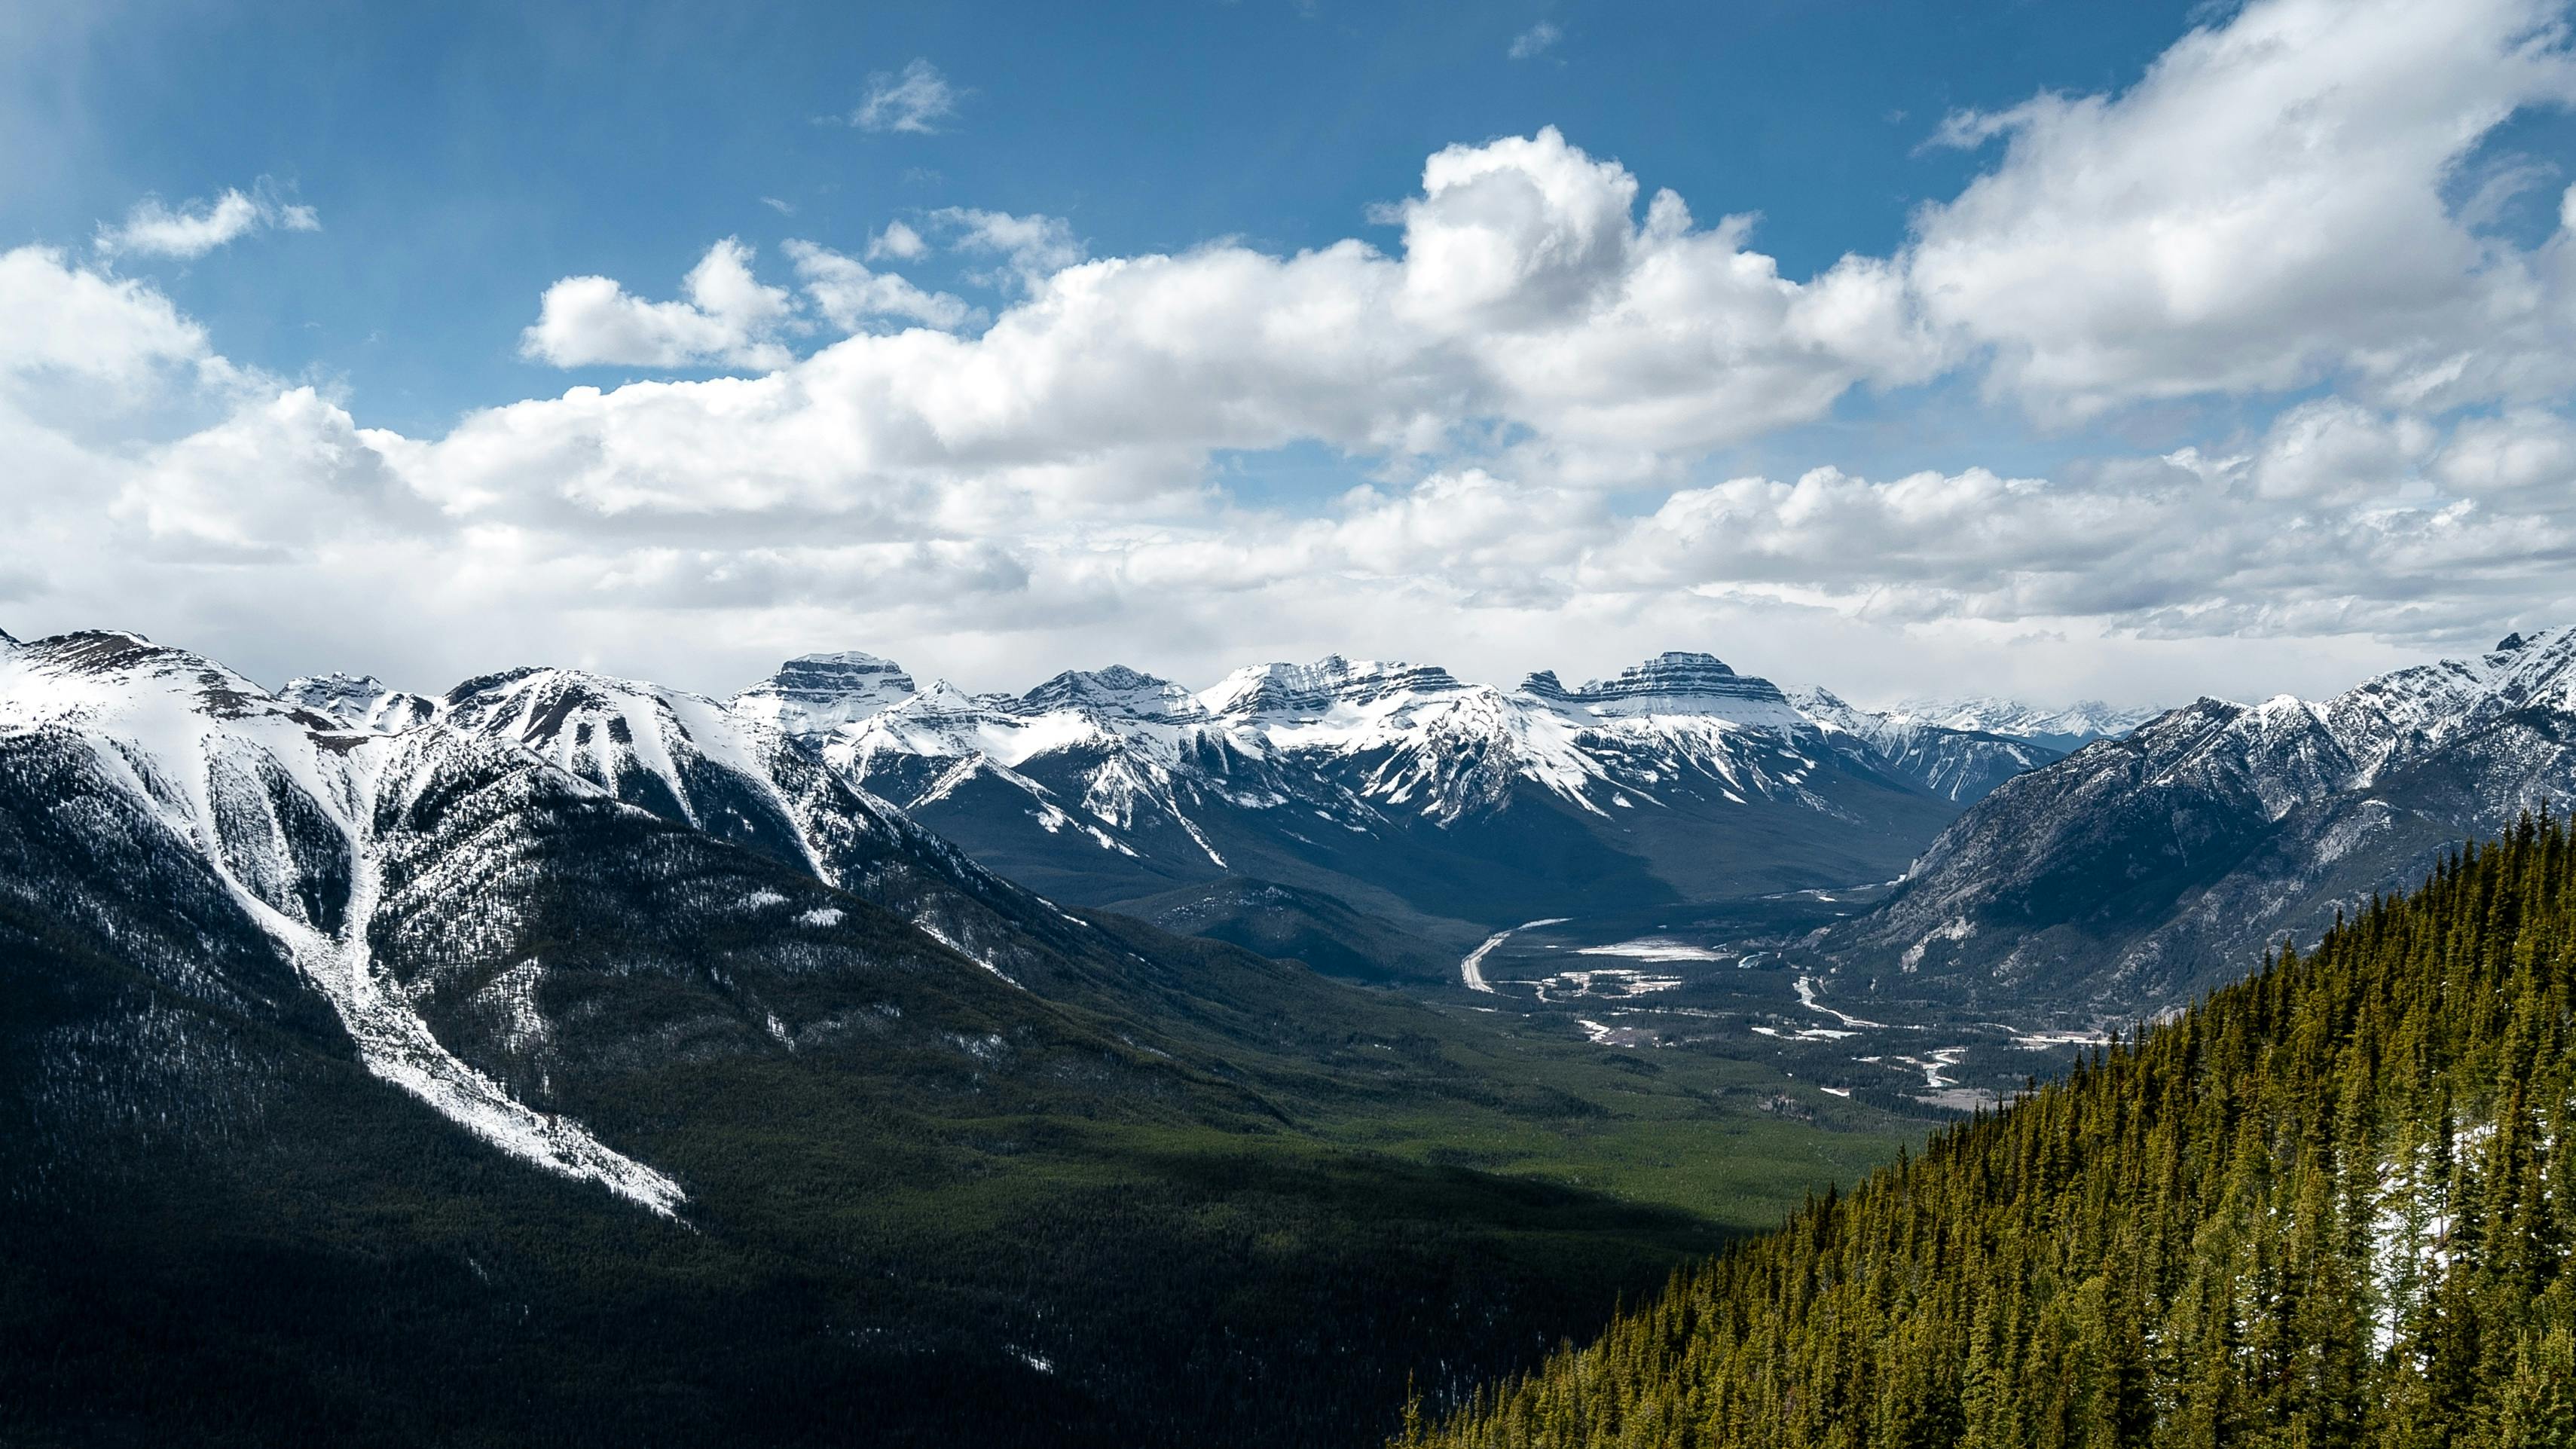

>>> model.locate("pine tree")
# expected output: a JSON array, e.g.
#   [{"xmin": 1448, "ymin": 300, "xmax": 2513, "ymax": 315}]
[{"xmin": 1401, "ymin": 818, "xmax": 2576, "ymax": 1449}]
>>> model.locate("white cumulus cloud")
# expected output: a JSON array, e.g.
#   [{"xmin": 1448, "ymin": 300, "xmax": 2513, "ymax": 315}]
[
  {"xmin": 519, "ymin": 238, "xmax": 797, "ymax": 369},
  {"xmin": 784, "ymin": 240, "xmax": 977, "ymax": 332},
  {"xmin": 0, "ymin": 246, "xmax": 209, "ymax": 385},
  {"xmin": 1908, "ymin": 0, "xmax": 2576, "ymax": 419},
  {"xmin": 930, "ymin": 208, "xmax": 1086, "ymax": 290},
  {"xmin": 498, "ymin": 127, "xmax": 1933, "ymax": 471},
  {"xmin": 867, "ymin": 220, "xmax": 930, "ymax": 261}
]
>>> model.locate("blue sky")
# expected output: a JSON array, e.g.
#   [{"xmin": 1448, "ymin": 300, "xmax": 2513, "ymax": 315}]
[
  {"xmin": 5, "ymin": 0, "xmax": 2576, "ymax": 705},
  {"xmin": 11, "ymin": 0, "xmax": 2203, "ymax": 438}
]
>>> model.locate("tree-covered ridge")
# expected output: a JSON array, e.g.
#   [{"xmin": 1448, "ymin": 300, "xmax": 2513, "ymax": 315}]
[{"xmin": 1403, "ymin": 815, "xmax": 2576, "ymax": 1448}]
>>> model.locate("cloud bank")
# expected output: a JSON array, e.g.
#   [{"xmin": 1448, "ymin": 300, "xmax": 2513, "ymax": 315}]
[{"xmin": 8, "ymin": 0, "xmax": 2576, "ymax": 710}]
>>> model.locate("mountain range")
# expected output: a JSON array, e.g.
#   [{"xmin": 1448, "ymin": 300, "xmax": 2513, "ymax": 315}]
[
  {"xmin": 36, "ymin": 612, "xmax": 2572, "ymax": 1036},
  {"xmin": 1875, "ymin": 695, "xmax": 2164, "ymax": 752},
  {"xmin": 1814, "ymin": 628, "xmax": 2576, "ymax": 1019},
  {"xmin": 730, "ymin": 649, "xmax": 2104, "ymax": 969},
  {"xmin": 14, "ymin": 613, "xmax": 2576, "ymax": 1447},
  {"xmin": 0, "ymin": 626, "xmax": 1196, "ymax": 1215},
  {"xmin": 169, "ymin": 637, "xmax": 2134, "ymax": 990}
]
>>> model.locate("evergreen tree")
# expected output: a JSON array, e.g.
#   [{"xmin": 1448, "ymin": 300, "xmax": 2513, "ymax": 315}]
[{"xmin": 1403, "ymin": 815, "xmax": 2576, "ymax": 1449}]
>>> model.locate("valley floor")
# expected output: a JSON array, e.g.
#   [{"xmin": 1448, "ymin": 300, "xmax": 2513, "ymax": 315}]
[
  {"xmin": 1427, "ymin": 888, "xmax": 2110, "ymax": 1130},
  {"xmin": 5, "ymin": 909, "xmax": 1940, "ymax": 1449}
]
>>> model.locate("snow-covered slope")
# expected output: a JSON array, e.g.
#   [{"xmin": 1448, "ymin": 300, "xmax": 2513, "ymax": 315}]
[
  {"xmin": 0, "ymin": 629, "xmax": 1199, "ymax": 1218},
  {"xmin": 279, "ymin": 671, "xmax": 442, "ymax": 732},
  {"xmin": 1882, "ymin": 695, "xmax": 2159, "ymax": 749},
  {"xmin": 441, "ymin": 665, "xmax": 829, "ymax": 876},
  {"xmin": 436, "ymin": 662, "xmax": 1123, "ymax": 987},
  {"xmin": 1824, "ymin": 629, "xmax": 2576, "ymax": 1016},
  {"xmin": 0, "ymin": 631, "xmax": 685, "ymax": 1212},
  {"xmin": 1786, "ymin": 686, "xmax": 2061, "ymax": 804},
  {"xmin": 732, "ymin": 647, "xmax": 2072, "ymax": 934}
]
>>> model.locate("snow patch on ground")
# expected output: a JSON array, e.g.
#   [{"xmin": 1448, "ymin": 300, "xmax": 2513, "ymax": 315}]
[
  {"xmin": 1575, "ymin": 938, "xmax": 1728, "ymax": 962},
  {"xmin": 1171, "ymin": 809, "xmax": 1228, "ymax": 868},
  {"xmin": 916, "ymin": 919, "xmax": 1025, "ymax": 989},
  {"xmin": 481, "ymin": 960, "xmax": 549, "ymax": 1054},
  {"xmin": 1884, "ymin": 1047, "xmax": 1976, "ymax": 1104},
  {"xmin": 1752, "ymin": 1024, "xmax": 1858, "ymax": 1041},
  {"xmin": 2009, "ymin": 1029, "xmax": 2113, "ymax": 1050},
  {"xmin": 1794, "ymin": 974, "xmax": 1887, "ymax": 1029},
  {"xmin": 1526, "ymin": 968, "xmax": 1684, "ymax": 1001}
]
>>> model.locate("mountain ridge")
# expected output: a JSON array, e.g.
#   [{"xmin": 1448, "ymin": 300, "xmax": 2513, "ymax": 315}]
[
  {"xmin": 1817, "ymin": 628, "xmax": 2576, "ymax": 1017},
  {"xmin": 728, "ymin": 645, "xmax": 2095, "ymax": 950}
]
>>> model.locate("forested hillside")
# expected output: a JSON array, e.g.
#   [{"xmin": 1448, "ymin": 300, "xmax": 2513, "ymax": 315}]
[{"xmin": 1403, "ymin": 815, "xmax": 2576, "ymax": 1448}]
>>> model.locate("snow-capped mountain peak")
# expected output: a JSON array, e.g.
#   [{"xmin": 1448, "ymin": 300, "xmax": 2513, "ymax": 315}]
[
  {"xmin": 280, "ymin": 671, "xmax": 442, "ymax": 734},
  {"xmin": 1020, "ymin": 666, "xmax": 1210, "ymax": 725},
  {"xmin": 1197, "ymin": 656, "xmax": 1471, "ymax": 720},
  {"xmin": 2480, "ymin": 625, "xmax": 2576, "ymax": 704},
  {"xmin": 732, "ymin": 651, "xmax": 919, "ymax": 736},
  {"xmin": 0, "ymin": 631, "xmax": 687, "ymax": 1213},
  {"xmin": 2298, "ymin": 625, "xmax": 2576, "ymax": 780},
  {"xmin": 438, "ymin": 665, "xmax": 833, "ymax": 874},
  {"xmin": 2, "ymin": 630, "xmax": 257, "ymax": 727},
  {"xmin": 1829, "ymin": 625, "xmax": 2576, "ymax": 1010},
  {"xmin": 1881, "ymin": 695, "xmax": 2160, "ymax": 745},
  {"xmin": 1780, "ymin": 683, "xmax": 1873, "ymax": 733},
  {"xmin": 833, "ymin": 677, "xmax": 1128, "ymax": 769},
  {"xmin": 1523, "ymin": 651, "xmax": 1807, "ymax": 727},
  {"xmin": 2342, "ymin": 625, "xmax": 2576, "ymax": 721}
]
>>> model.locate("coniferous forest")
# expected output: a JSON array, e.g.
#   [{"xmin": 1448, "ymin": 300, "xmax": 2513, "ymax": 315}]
[{"xmin": 1401, "ymin": 815, "xmax": 2576, "ymax": 1449}]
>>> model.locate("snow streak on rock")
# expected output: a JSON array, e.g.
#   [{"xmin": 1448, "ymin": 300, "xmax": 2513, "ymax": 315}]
[
  {"xmin": 280, "ymin": 831, "xmax": 687, "ymax": 1217},
  {"xmin": 2, "ymin": 633, "xmax": 686, "ymax": 1215}
]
